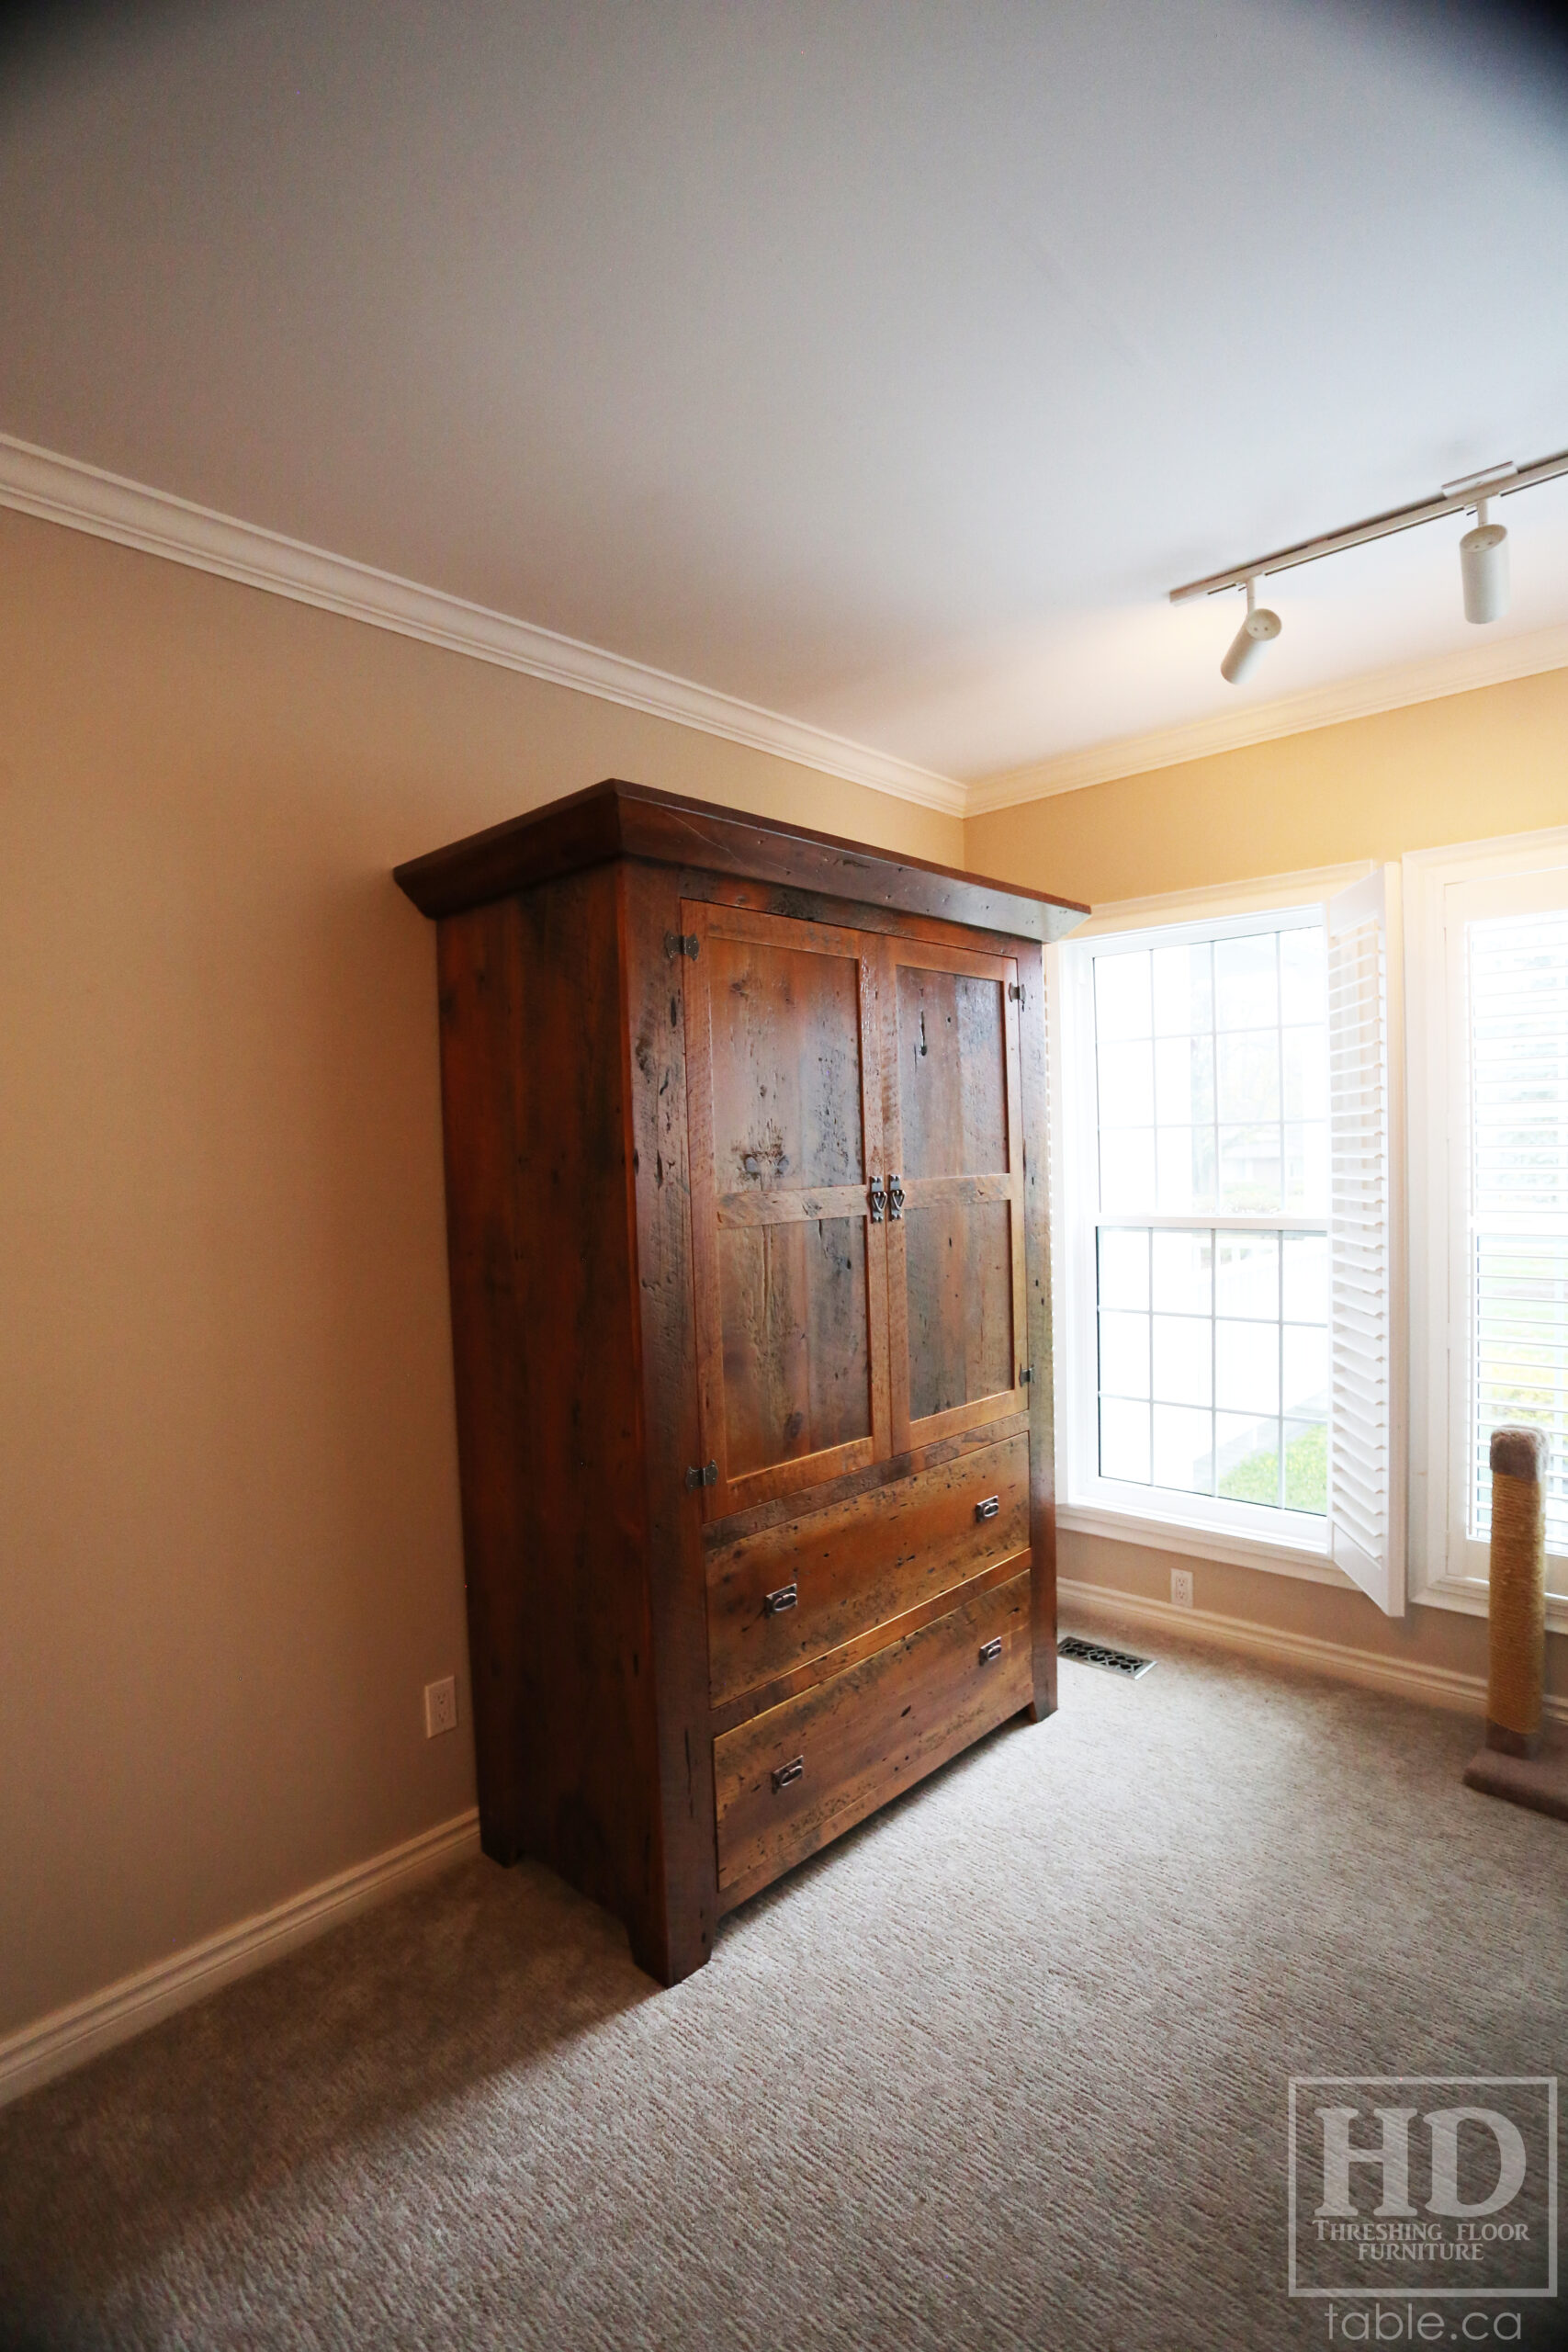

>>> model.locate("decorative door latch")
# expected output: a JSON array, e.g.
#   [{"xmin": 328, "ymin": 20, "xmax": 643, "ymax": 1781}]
[
  {"xmin": 887, "ymin": 1172, "xmax": 905, "ymax": 1220},
  {"xmin": 868, "ymin": 1174, "xmax": 886, "ymax": 1222},
  {"xmin": 771, "ymin": 1755, "xmax": 805, "ymax": 1792}
]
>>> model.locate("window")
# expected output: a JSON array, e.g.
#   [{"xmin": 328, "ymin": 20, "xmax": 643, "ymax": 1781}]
[
  {"xmin": 1090, "ymin": 915, "xmax": 1330, "ymax": 1513},
  {"xmin": 1052, "ymin": 867, "xmax": 1404, "ymax": 1610},
  {"xmin": 1406, "ymin": 829, "xmax": 1568, "ymax": 1621}
]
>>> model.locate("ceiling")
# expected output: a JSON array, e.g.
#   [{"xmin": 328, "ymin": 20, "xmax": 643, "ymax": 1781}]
[{"xmin": 4, "ymin": 0, "xmax": 1568, "ymax": 798}]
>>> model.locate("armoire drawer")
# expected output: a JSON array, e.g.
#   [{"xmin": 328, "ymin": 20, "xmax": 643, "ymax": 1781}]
[
  {"xmin": 713, "ymin": 1571, "xmax": 1031, "ymax": 1899},
  {"xmin": 705, "ymin": 1432, "xmax": 1029, "ymax": 1708}
]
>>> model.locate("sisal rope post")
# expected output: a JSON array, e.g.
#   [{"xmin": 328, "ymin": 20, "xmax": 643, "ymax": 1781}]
[{"xmin": 1485, "ymin": 1426, "xmax": 1548, "ymax": 1759}]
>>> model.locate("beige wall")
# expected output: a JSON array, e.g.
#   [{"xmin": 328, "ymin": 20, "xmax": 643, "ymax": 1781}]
[
  {"xmin": 0, "ymin": 508, "xmax": 962, "ymax": 2042},
  {"xmin": 967, "ymin": 668, "xmax": 1568, "ymax": 1700}
]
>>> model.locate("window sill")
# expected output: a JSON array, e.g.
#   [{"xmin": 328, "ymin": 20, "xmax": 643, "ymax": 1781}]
[
  {"xmin": 1057, "ymin": 1499, "xmax": 1355, "ymax": 1588},
  {"xmin": 1412, "ymin": 1572, "xmax": 1568, "ymax": 1636}
]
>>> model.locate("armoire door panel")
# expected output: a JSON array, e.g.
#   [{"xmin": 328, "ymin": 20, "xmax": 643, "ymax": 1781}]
[
  {"xmin": 716, "ymin": 1217, "xmax": 873, "ymax": 1476},
  {"xmin": 882, "ymin": 937, "xmax": 1029, "ymax": 1453},
  {"xmin": 902, "ymin": 1196, "xmax": 1016, "ymax": 1422},
  {"xmin": 684, "ymin": 900, "xmax": 891, "ymax": 1520},
  {"xmin": 705, "ymin": 929, "xmax": 866, "ymax": 1190},
  {"xmin": 895, "ymin": 962, "xmax": 1010, "ymax": 1178}
]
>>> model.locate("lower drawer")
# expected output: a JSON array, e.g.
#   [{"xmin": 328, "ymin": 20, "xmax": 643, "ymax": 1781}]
[{"xmin": 713, "ymin": 1571, "xmax": 1032, "ymax": 1901}]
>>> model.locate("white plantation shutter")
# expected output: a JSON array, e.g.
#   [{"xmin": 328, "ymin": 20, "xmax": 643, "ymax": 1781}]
[
  {"xmin": 1463, "ymin": 902, "xmax": 1568, "ymax": 1555},
  {"xmin": 1325, "ymin": 868, "xmax": 1406, "ymax": 1614}
]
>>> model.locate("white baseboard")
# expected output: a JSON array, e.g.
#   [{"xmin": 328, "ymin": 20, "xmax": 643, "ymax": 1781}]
[
  {"xmin": 1058, "ymin": 1578, "xmax": 1568, "ymax": 1727},
  {"xmin": 0, "ymin": 1808, "xmax": 480, "ymax": 2110}
]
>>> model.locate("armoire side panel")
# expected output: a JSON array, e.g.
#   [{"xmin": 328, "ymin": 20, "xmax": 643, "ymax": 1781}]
[{"xmin": 435, "ymin": 869, "xmax": 667, "ymax": 1946}]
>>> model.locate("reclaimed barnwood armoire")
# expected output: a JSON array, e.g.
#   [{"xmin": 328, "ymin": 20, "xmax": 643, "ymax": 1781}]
[{"xmin": 395, "ymin": 780, "xmax": 1088, "ymax": 1984}]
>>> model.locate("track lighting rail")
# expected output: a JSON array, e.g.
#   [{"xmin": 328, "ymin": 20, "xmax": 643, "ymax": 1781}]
[{"xmin": 1168, "ymin": 444, "xmax": 1568, "ymax": 604}]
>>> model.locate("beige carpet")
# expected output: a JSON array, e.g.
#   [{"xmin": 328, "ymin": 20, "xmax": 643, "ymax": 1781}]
[{"xmin": 2, "ymin": 1627, "xmax": 1565, "ymax": 2351}]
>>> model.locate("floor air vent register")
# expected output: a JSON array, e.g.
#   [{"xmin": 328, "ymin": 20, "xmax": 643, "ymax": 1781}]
[{"xmin": 1057, "ymin": 1635, "xmax": 1156, "ymax": 1680}]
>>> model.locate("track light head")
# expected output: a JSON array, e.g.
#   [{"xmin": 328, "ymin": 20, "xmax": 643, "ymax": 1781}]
[
  {"xmin": 1460, "ymin": 498, "xmax": 1509, "ymax": 624},
  {"xmin": 1221, "ymin": 578, "xmax": 1282, "ymax": 684}
]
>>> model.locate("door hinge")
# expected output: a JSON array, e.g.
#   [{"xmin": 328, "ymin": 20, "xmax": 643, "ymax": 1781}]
[
  {"xmin": 685, "ymin": 1460, "xmax": 718, "ymax": 1491},
  {"xmin": 1019, "ymin": 1365, "xmax": 1032, "ymax": 1385},
  {"xmin": 1008, "ymin": 982, "xmax": 1025, "ymax": 1005},
  {"xmin": 665, "ymin": 932, "xmax": 701, "ymax": 961}
]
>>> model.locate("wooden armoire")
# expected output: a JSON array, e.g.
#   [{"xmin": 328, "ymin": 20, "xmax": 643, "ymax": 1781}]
[{"xmin": 395, "ymin": 781, "xmax": 1087, "ymax": 1984}]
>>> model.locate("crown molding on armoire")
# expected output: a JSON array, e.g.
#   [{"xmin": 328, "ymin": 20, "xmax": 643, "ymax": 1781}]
[{"xmin": 0, "ymin": 429, "xmax": 965, "ymax": 817}]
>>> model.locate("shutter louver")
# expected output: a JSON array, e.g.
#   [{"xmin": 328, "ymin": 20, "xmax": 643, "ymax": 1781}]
[{"xmin": 1326, "ymin": 868, "xmax": 1406, "ymax": 1614}]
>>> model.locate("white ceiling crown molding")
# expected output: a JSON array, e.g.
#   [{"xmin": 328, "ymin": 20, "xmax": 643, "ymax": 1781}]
[
  {"xmin": 966, "ymin": 623, "xmax": 1568, "ymax": 815},
  {"xmin": 0, "ymin": 431, "xmax": 965, "ymax": 818},
  {"xmin": 8, "ymin": 426, "xmax": 1566, "ymax": 829}
]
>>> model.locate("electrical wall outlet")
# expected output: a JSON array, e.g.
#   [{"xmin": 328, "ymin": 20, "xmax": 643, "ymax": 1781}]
[
  {"xmin": 423, "ymin": 1674, "xmax": 458, "ymax": 1738},
  {"xmin": 1170, "ymin": 1569, "xmax": 1193, "ymax": 1610}
]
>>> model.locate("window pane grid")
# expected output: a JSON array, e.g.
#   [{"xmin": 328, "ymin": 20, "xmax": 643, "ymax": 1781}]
[
  {"xmin": 1467, "ymin": 909, "xmax": 1568, "ymax": 1552},
  {"xmin": 1095, "ymin": 1225, "xmax": 1328, "ymax": 1514},
  {"xmin": 1090, "ymin": 919, "xmax": 1328, "ymax": 1522},
  {"xmin": 1094, "ymin": 931, "xmax": 1327, "ymax": 1219}
]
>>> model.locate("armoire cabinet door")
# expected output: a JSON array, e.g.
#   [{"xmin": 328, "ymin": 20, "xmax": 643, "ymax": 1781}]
[
  {"xmin": 881, "ymin": 937, "xmax": 1029, "ymax": 1451},
  {"xmin": 682, "ymin": 901, "xmax": 892, "ymax": 1521}
]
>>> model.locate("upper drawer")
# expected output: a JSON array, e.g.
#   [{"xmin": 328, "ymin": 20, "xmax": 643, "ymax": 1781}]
[{"xmin": 705, "ymin": 1431, "xmax": 1029, "ymax": 1709}]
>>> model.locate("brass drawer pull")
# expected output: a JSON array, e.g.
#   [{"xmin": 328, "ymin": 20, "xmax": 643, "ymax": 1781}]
[
  {"xmin": 772, "ymin": 1755, "xmax": 805, "ymax": 1792},
  {"xmin": 977, "ymin": 1637, "xmax": 1003, "ymax": 1666},
  {"xmin": 762, "ymin": 1581, "xmax": 797, "ymax": 1616},
  {"xmin": 976, "ymin": 1494, "xmax": 1000, "ymax": 1521}
]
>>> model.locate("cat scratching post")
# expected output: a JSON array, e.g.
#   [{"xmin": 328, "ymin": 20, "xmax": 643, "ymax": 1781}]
[{"xmin": 1463, "ymin": 1426, "xmax": 1566, "ymax": 1822}]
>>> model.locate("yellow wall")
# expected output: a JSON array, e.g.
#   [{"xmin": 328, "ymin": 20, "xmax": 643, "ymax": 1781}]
[
  {"xmin": 0, "ymin": 507, "xmax": 962, "ymax": 2045},
  {"xmin": 966, "ymin": 667, "xmax": 1568, "ymax": 1700},
  {"xmin": 965, "ymin": 665, "xmax": 1568, "ymax": 906}
]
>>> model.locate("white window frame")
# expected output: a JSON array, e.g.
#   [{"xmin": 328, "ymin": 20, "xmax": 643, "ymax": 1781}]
[
  {"xmin": 1404, "ymin": 822, "xmax": 1568, "ymax": 1631},
  {"xmin": 1049, "ymin": 863, "xmax": 1381, "ymax": 1589}
]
